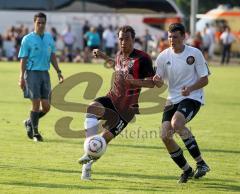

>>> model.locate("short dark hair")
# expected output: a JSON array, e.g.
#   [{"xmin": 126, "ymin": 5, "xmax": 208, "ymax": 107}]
[
  {"xmin": 118, "ymin": 25, "xmax": 135, "ymax": 39},
  {"xmin": 34, "ymin": 12, "xmax": 47, "ymax": 22},
  {"xmin": 168, "ymin": 23, "xmax": 185, "ymax": 35}
]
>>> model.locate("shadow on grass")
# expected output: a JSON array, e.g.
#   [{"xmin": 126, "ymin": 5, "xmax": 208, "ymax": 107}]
[
  {"xmin": 203, "ymin": 178, "xmax": 239, "ymax": 184},
  {"xmin": 31, "ymin": 167, "xmax": 176, "ymax": 182},
  {"xmin": 0, "ymin": 164, "xmax": 13, "ymax": 168},
  {"xmin": 30, "ymin": 168, "xmax": 240, "ymax": 185},
  {"xmin": 203, "ymin": 182, "xmax": 240, "ymax": 192},
  {"xmin": 111, "ymin": 144, "xmax": 240, "ymax": 154},
  {"xmin": 44, "ymin": 138, "xmax": 83, "ymax": 145},
  {"xmin": 92, "ymin": 177, "xmax": 167, "ymax": 191},
  {"xmin": 0, "ymin": 181, "xmax": 106, "ymax": 190},
  {"xmin": 34, "ymin": 167, "xmax": 80, "ymax": 174},
  {"xmin": 0, "ymin": 181, "xmax": 164, "ymax": 192},
  {"xmin": 1, "ymin": 164, "xmax": 239, "ymax": 192},
  {"xmin": 201, "ymin": 148, "xmax": 240, "ymax": 154},
  {"xmin": 94, "ymin": 171, "xmax": 176, "ymax": 181}
]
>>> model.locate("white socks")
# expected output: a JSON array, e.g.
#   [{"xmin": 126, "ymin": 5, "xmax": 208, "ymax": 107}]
[{"xmin": 84, "ymin": 117, "xmax": 99, "ymax": 137}]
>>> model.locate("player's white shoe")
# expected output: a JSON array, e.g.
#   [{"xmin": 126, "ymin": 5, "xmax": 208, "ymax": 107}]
[
  {"xmin": 78, "ymin": 153, "xmax": 98, "ymax": 165},
  {"xmin": 81, "ymin": 161, "xmax": 93, "ymax": 180}
]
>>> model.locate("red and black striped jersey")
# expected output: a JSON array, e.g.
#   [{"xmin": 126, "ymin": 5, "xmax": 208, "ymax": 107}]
[{"xmin": 107, "ymin": 49, "xmax": 154, "ymax": 122}]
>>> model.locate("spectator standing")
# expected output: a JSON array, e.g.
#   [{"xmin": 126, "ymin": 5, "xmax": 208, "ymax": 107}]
[
  {"xmin": 102, "ymin": 25, "xmax": 116, "ymax": 57},
  {"xmin": 62, "ymin": 25, "xmax": 75, "ymax": 62},
  {"xmin": 84, "ymin": 27, "xmax": 101, "ymax": 50},
  {"xmin": 220, "ymin": 26, "xmax": 235, "ymax": 64},
  {"xmin": 142, "ymin": 29, "xmax": 153, "ymax": 52}
]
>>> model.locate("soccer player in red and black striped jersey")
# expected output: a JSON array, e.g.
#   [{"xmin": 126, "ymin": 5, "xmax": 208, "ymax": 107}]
[{"xmin": 79, "ymin": 25, "xmax": 155, "ymax": 180}]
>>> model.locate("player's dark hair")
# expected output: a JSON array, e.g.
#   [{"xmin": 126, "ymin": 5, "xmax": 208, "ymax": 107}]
[
  {"xmin": 118, "ymin": 25, "xmax": 135, "ymax": 39},
  {"xmin": 34, "ymin": 12, "xmax": 47, "ymax": 22},
  {"xmin": 168, "ymin": 23, "xmax": 185, "ymax": 36}
]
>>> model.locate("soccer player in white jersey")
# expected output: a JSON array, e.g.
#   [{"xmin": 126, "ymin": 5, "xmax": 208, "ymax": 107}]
[{"xmin": 153, "ymin": 23, "xmax": 210, "ymax": 183}]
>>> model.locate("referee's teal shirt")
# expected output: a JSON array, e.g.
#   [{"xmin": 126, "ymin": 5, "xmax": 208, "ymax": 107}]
[{"xmin": 18, "ymin": 32, "xmax": 56, "ymax": 71}]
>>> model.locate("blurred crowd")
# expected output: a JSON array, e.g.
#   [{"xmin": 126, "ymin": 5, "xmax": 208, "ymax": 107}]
[
  {"xmin": 0, "ymin": 21, "xmax": 239, "ymax": 64},
  {"xmin": 189, "ymin": 23, "xmax": 238, "ymax": 64},
  {"xmin": 0, "ymin": 25, "xmax": 29, "ymax": 61}
]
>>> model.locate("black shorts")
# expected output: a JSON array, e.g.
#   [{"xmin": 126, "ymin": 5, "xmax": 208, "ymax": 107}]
[
  {"xmin": 162, "ymin": 98, "xmax": 201, "ymax": 123},
  {"xmin": 94, "ymin": 96, "xmax": 128, "ymax": 137}
]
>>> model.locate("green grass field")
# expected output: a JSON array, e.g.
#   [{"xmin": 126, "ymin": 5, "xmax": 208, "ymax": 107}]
[{"xmin": 0, "ymin": 61, "xmax": 239, "ymax": 194}]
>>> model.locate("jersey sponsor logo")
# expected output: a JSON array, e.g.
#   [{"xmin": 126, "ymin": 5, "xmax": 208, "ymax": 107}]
[
  {"xmin": 128, "ymin": 58, "xmax": 134, "ymax": 68},
  {"xmin": 186, "ymin": 56, "xmax": 195, "ymax": 65}
]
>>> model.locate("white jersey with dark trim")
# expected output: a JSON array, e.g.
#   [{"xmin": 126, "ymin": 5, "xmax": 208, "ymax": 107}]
[{"xmin": 155, "ymin": 45, "xmax": 210, "ymax": 105}]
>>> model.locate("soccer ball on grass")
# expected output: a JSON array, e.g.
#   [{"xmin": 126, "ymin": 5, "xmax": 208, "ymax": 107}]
[{"xmin": 84, "ymin": 135, "xmax": 107, "ymax": 158}]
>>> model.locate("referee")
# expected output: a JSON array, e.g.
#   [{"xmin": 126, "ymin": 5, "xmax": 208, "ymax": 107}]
[{"xmin": 18, "ymin": 12, "xmax": 64, "ymax": 142}]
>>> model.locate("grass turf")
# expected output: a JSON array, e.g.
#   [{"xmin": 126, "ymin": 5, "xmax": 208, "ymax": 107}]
[{"xmin": 0, "ymin": 62, "xmax": 239, "ymax": 193}]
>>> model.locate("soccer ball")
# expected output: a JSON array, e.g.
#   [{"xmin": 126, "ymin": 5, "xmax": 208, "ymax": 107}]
[{"xmin": 84, "ymin": 135, "xmax": 107, "ymax": 158}]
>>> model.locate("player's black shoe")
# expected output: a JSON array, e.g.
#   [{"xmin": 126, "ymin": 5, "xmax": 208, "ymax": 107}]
[
  {"xmin": 178, "ymin": 167, "xmax": 194, "ymax": 183},
  {"xmin": 194, "ymin": 162, "xmax": 210, "ymax": 179},
  {"xmin": 33, "ymin": 133, "xmax": 43, "ymax": 142},
  {"xmin": 24, "ymin": 120, "xmax": 33, "ymax": 139}
]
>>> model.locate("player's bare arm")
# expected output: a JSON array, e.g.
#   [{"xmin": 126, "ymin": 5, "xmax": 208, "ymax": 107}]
[
  {"xmin": 181, "ymin": 76, "xmax": 208, "ymax": 96},
  {"xmin": 126, "ymin": 74, "xmax": 154, "ymax": 88},
  {"xmin": 51, "ymin": 53, "xmax": 64, "ymax": 83},
  {"xmin": 153, "ymin": 74, "xmax": 164, "ymax": 88},
  {"xmin": 93, "ymin": 49, "xmax": 115, "ymax": 68},
  {"xmin": 19, "ymin": 57, "xmax": 27, "ymax": 90}
]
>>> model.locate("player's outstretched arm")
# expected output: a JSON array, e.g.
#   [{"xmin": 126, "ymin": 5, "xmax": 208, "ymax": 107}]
[
  {"xmin": 126, "ymin": 74, "xmax": 155, "ymax": 88},
  {"xmin": 93, "ymin": 49, "xmax": 115, "ymax": 68}
]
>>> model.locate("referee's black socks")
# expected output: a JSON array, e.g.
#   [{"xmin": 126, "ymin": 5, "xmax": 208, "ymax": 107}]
[
  {"xmin": 39, "ymin": 111, "xmax": 46, "ymax": 118},
  {"xmin": 27, "ymin": 111, "xmax": 46, "ymax": 125},
  {"xmin": 30, "ymin": 111, "xmax": 40, "ymax": 134}
]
